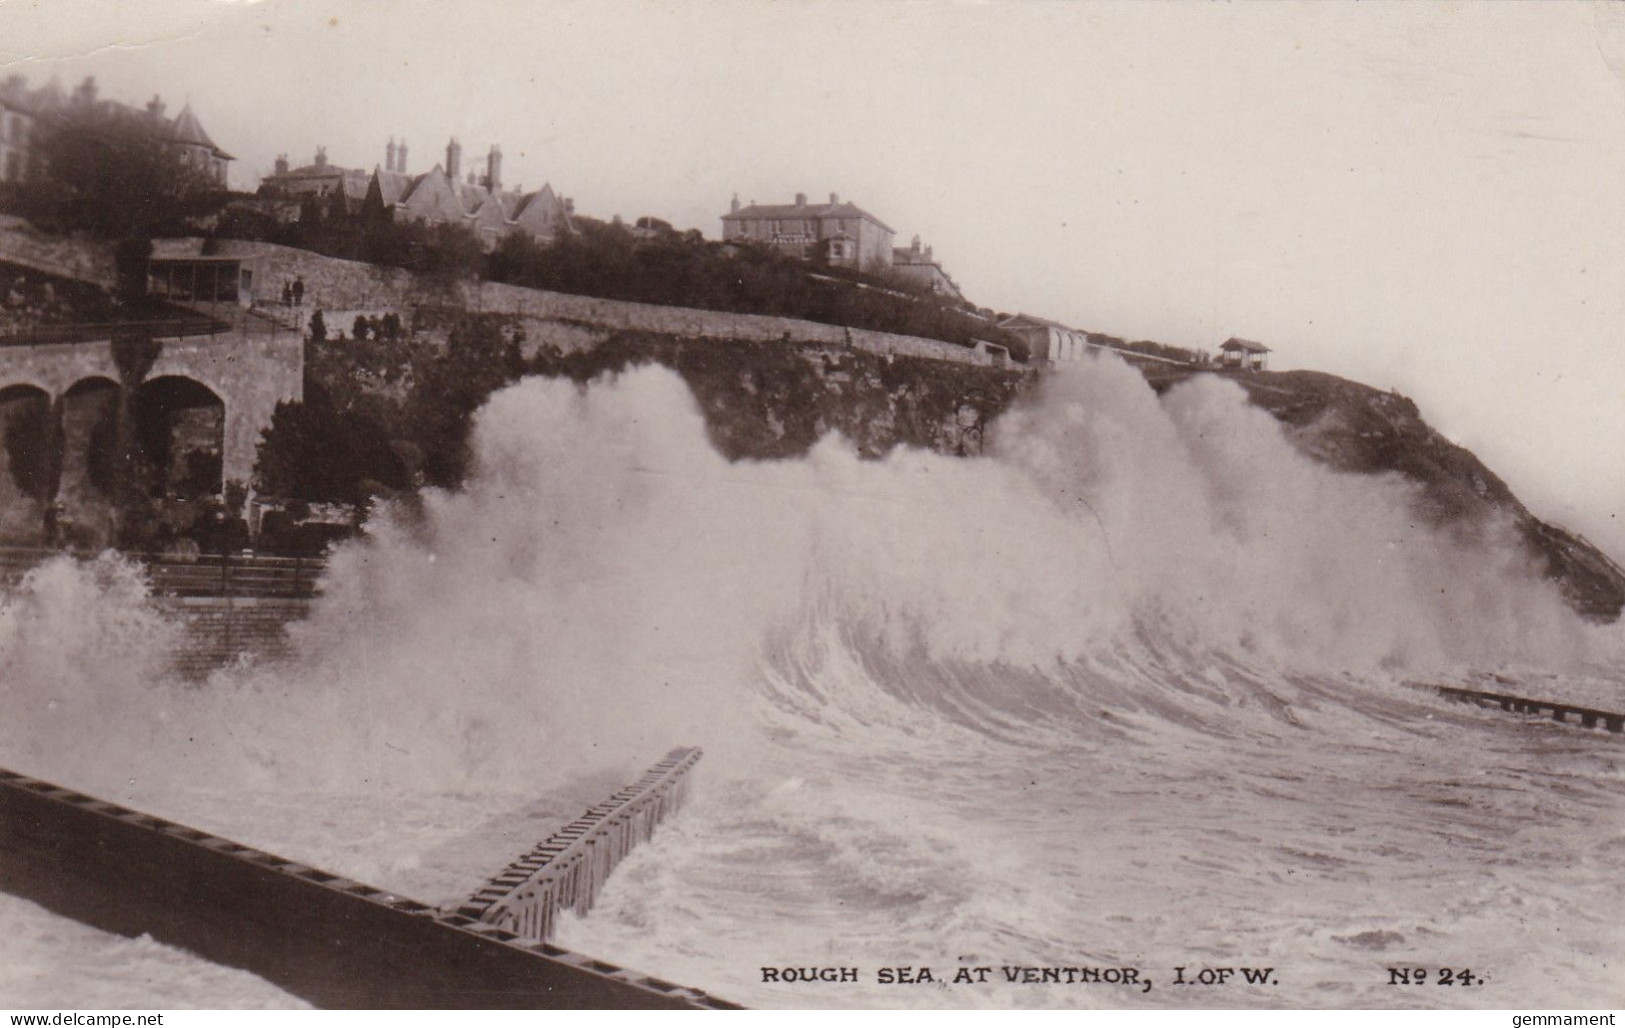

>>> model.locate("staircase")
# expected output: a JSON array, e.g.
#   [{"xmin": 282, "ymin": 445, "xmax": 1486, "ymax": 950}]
[{"xmin": 165, "ymin": 595, "xmax": 311, "ymax": 678}]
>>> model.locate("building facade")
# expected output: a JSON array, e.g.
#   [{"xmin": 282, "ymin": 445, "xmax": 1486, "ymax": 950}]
[
  {"xmin": 0, "ymin": 75, "xmax": 231, "ymax": 188},
  {"xmin": 720, "ymin": 192, "xmax": 895, "ymax": 273},
  {"xmin": 260, "ymin": 137, "xmax": 574, "ymax": 249},
  {"xmin": 997, "ymin": 313, "xmax": 1090, "ymax": 365},
  {"xmin": 0, "ymin": 79, "xmax": 36, "ymax": 185},
  {"xmin": 891, "ymin": 235, "xmax": 962, "ymax": 299},
  {"xmin": 1219, "ymin": 337, "xmax": 1270, "ymax": 370}
]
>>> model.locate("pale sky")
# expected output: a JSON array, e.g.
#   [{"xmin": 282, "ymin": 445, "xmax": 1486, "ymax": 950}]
[{"xmin": 3, "ymin": 0, "xmax": 1623, "ymax": 559}]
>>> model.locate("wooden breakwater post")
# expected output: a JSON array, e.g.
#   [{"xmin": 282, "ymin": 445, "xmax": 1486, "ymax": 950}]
[
  {"xmin": 458, "ymin": 747, "xmax": 702, "ymax": 941},
  {"xmin": 0, "ymin": 764, "xmax": 735, "ymax": 1009},
  {"xmin": 1435, "ymin": 685, "xmax": 1625, "ymax": 735}
]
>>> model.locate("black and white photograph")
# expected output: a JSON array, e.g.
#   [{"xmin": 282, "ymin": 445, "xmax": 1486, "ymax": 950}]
[{"xmin": 0, "ymin": 0, "xmax": 1622, "ymax": 1014}]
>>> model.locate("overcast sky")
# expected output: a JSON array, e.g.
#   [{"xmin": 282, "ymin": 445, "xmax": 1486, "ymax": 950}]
[{"xmin": 4, "ymin": 0, "xmax": 1624, "ymax": 559}]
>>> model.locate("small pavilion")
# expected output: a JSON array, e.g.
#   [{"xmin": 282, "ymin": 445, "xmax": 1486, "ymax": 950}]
[{"xmin": 1219, "ymin": 337, "xmax": 1271, "ymax": 371}]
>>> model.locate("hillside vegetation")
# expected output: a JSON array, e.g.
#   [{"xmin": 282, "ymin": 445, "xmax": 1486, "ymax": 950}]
[{"xmin": 1151, "ymin": 367, "xmax": 1625, "ymax": 622}]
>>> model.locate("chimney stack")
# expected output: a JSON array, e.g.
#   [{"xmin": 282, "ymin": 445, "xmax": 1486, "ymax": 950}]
[
  {"xmin": 911, "ymin": 234, "xmax": 921, "ymax": 253},
  {"xmin": 830, "ymin": 192, "xmax": 838, "ymax": 204},
  {"xmin": 795, "ymin": 192, "xmax": 807, "ymax": 207},
  {"xmin": 314, "ymin": 146, "xmax": 328, "ymax": 169},
  {"xmin": 397, "ymin": 139, "xmax": 408, "ymax": 172},
  {"xmin": 386, "ymin": 137, "xmax": 397, "ymax": 172},
  {"xmin": 730, "ymin": 193, "xmax": 740, "ymax": 213},
  {"xmin": 445, "ymin": 137, "xmax": 462, "ymax": 180},
  {"xmin": 146, "ymin": 95, "xmax": 166, "ymax": 121},
  {"xmin": 274, "ymin": 154, "xmax": 289, "ymax": 176},
  {"xmin": 487, "ymin": 144, "xmax": 502, "ymax": 193}
]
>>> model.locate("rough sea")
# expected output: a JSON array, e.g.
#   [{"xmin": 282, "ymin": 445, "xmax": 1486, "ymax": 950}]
[{"xmin": 2, "ymin": 358, "xmax": 1621, "ymax": 1009}]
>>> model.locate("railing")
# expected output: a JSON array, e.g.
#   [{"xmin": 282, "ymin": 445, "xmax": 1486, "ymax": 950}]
[
  {"xmin": 459, "ymin": 748, "xmax": 703, "ymax": 941},
  {"xmin": 1437, "ymin": 685, "xmax": 1624, "ymax": 734},
  {"xmin": 0, "ymin": 547, "xmax": 325, "ymax": 600},
  {"xmin": 0, "ymin": 316, "xmax": 231, "ymax": 348}
]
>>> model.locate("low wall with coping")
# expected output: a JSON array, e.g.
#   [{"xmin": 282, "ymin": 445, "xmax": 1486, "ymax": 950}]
[{"xmin": 150, "ymin": 237, "xmax": 1002, "ymax": 366}]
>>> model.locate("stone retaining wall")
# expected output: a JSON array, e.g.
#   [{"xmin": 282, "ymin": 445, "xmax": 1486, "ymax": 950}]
[{"xmin": 150, "ymin": 237, "xmax": 1001, "ymax": 366}]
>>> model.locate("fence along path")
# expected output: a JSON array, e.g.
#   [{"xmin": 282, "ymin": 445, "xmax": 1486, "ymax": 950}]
[
  {"xmin": 0, "ymin": 547, "xmax": 324, "ymax": 599},
  {"xmin": 459, "ymin": 747, "xmax": 703, "ymax": 941}
]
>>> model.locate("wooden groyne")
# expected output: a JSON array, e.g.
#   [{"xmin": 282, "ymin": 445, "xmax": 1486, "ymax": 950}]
[
  {"xmin": 0, "ymin": 764, "xmax": 735, "ymax": 1009},
  {"xmin": 1436, "ymin": 685, "xmax": 1624, "ymax": 735},
  {"xmin": 459, "ymin": 747, "xmax": 702, "ymax": 941}
]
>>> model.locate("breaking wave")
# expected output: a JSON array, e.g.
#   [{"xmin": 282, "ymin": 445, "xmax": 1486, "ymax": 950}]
[
  {"xmin": 5, "ymin": 353, "xmax": 1622, "ymax": 1008},
  {"xmin": 0, "ymin": 354, "xmax": 1610, "ymax": 794}
]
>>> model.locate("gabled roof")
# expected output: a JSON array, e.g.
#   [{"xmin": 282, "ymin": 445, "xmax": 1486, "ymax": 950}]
[
  {"xmin": 998, "ymin": 312, "xmax": 1076, "ymax": 332},
  {"xmin": 1221, "ymin": 337, "xmax": 1271, "ymax": 353},
  {"xmin": 275, "ymin": 164, "xmax": 347, "ymax": 179},
  {"xmin": 371, "ymin": 168, "xmax": 424, "ymax": 205},
  {"xmin": 723, "ymin": 200, "xmax": 894, "ymax": 234},
  {"xmin": 169, "ymin": 103, "xmax": 232, "ymax": 159}
]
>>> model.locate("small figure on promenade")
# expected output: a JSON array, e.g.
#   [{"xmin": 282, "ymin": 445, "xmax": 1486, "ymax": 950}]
[
  {"xmin": 292, "ymin": 278, "xmax": 305, "ymax": 306},
  {"xmin": 282, "ymin": 281, "xmax": 293, "ymax": 306}
]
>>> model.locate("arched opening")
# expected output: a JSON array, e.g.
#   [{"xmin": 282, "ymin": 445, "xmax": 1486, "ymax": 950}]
[
  {"xmin": 0, "ymin": 383, "xmax": 54, "ymax": 544},
  {"xmin": 60, "ymin": 376, "xmax": 120, "ymax": 500},
  {"xmin": 134, "ymin": 375, "xmax": 224, "ymax": 498}
]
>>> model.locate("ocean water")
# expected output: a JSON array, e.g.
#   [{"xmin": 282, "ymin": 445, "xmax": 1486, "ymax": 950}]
[{"xmin": 2, "ymin": 357, "xmax": 1621, "ymax": 1009}]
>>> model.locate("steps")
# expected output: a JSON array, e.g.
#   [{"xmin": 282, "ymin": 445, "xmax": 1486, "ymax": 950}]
[{"xmin": 163, "ymin": 595, "xmax": 311, "ymax": 678}]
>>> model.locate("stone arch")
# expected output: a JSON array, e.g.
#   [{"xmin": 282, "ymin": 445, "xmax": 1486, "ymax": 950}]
[
  {"xmin": 59, "ymin": 376, "xmax": 121, "ymax": 501},
  {"xmin": 0, "ymin": 383, "xmax": 54, "ymax": 543},
  {"xmin": 134, "ymin": 375, "xmax": 225, "ymax": 498}
]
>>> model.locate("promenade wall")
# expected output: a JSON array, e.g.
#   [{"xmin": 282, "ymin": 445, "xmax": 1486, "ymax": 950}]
[{"xmin": 150, "ymin": 238, "xmax": 1004, "ymax": 366}]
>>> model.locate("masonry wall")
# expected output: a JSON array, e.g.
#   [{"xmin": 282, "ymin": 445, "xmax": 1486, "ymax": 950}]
[
  {"xmin": 151, "ymin": 237, "xmax": 1002, "ymax": 368},
  {"xmin": 0, "ymin": 215, "xmax": 116, "ymax": 286},
  {"xmin": 0, "ymin": 329, "xmax": 303, "ymax": 486}
]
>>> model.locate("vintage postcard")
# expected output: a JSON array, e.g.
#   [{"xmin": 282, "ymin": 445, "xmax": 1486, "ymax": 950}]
[{"xmin": 0, "ymin": 0, "xmax": 1621, "ymax": 1016}]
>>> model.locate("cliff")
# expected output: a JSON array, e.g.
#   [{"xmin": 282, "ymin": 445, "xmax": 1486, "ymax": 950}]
[
  {"xmin": 530, "ymin": 330, "xmax": 1026, "ymax": 460},
  {"xmin": 1143, "ymin": 366, "xmax": 1625, "ymax": 622}
]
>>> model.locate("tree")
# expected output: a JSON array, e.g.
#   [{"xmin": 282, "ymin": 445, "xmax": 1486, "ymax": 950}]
[
  {"xmin": 113, "ymin": 237, "xmax": 153, "ymax": 305},
  {"xmin": 405, "ymin": 317, "xmax": 525, "ymax": 487},
  {"xmin": 254, "ymin": 381, "xmax": 410, "ymax": 504},
  {"xmin": 28, "ymin": 105, "xmax": 227, "ymax": 239},
  {"xmin": 107, "ymin": 328, "xmax": 163, "ymax": 545}
]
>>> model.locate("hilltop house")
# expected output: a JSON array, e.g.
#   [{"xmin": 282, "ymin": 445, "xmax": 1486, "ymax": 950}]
[
  {"xmin": 721, "ymin": 192, "xmax": 895, "ymax": 273},
  {"xmin": 891, "ymin": 235, "xmax": 962, "ymax": 300},
  {"xmin": 1219, "ymin": 337, "xmax": 1271, "ymax": 371},
  {"xmin": 260, "ymin": 138, "xmax": 574, "ymax": 249},
  {"xmin": 997, "ymin": 313, "xmax": 1089, "ymax": 365},
  {"xmin": 0, "ymin": 75, "xmax": 232, "ymax": 187}
]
